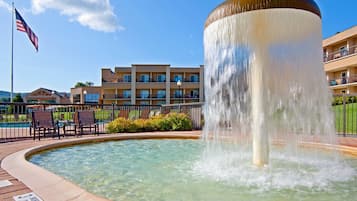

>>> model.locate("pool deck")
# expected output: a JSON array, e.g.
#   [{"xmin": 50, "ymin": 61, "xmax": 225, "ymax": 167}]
[{"xmin": 0, "ymin": 132, "xmax": 357, "ymax": 201}]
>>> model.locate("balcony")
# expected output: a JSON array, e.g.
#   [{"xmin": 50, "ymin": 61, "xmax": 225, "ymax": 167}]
[
  {"xmin": 171, "ymin": 94, "xmax": 200, "ymax": 99},
  {"xmin": 151, "ymin": 95, "xmax": 166, "ymax": 99},
  {"xmin": 135, "ymin": 94, "xmax": 166, "ymax": 99},
  {"xmin": 170, "ymin": 78, "xmax": 200, "ymax": 83},
  {"xmin": 136, "ymin": 78, "xmax": 166, "ymax": 83},
  {"xmin": 117, "ymin": 78, "xmax": 132, "ymax": 83},
  {"xmin": 103, "ymin": 94, "xmax": 131, "ymax": 100},
  {"xmin": 329, "ymin": 75, "xmax": 357, "ymax": 87},
  {"xmin": 324, "ymin": 45, "xmax": 357, "ymax": 63},
  {"xmin": 136, "ymin": 95, "xmax": 150, "ymax": 100}
]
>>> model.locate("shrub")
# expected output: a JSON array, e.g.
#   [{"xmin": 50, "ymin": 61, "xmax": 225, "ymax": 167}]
[
  {"xmin": 106, "ymin": 118, "xmax": 130, "ymax": 133},
  {"xmin": 106, "ymin": 113, "xmax": 193, "ymax": 133},
  {"xmin": 127, "ymin": 121, "xmax": 140, "ymax": 133},
  {"xmin": 165, "ymin": 113, "xmax": 192, "ymax": 131}
]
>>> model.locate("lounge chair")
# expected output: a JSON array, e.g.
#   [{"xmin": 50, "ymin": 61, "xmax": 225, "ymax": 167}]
[
  {"xmin": 73, "ymin": 111, "xmax": 98, "ymax": 136},
  {"xmin": 140, "ymin": 108, "xmax": 150, "ymax": 119},
  {"xmin": 118, "ymin": 109, "xmax": 130, "ymax": 119},
  {"xmin": 31, "ymin": 111, "xmax": 60, "ymax": 140},
  {"xmin": 161, "ymin": 108, "xmax": 170, "ymax": 115},
  {"xmin": 14, "ymin": 113, "xmax": 19, "ymax": 122}
]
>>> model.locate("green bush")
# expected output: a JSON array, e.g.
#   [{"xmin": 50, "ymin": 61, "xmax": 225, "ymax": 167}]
[
  {"xmin": 106, "ymin": 118, "xmax": 130, "ymax": 133},
  {"xmin": 166, "ymin": 113, "xmax": 192, "ymax": 131},
  {"xmin": 106, "ymin": 113, "xmax": 193, "ymax": 133},
  {"xmin": 333, "ymin": 96, "xmax": 357, "ymax": 105}
]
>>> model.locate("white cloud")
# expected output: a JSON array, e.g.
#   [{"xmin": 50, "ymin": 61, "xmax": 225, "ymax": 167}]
[
  {"xmin": 0, "ymin": 0, "xmax": 11, "ymax": 12},
  {"xmin": 31, "ymin": 0, "xmax": 123, "ymax": 32}
]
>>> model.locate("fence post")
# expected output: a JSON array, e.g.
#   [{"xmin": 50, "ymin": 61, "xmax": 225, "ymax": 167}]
[
  {"xmin": 111, "ymin": 103, "xmax": 115, "ymax": 121},
  {"xmin": 343, "ymin": 94, "xmax": 347, "ymax": 137}
]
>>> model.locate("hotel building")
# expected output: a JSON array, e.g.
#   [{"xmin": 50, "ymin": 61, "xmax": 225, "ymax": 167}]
[
  {"xmin": 324, "ymin": 26, "xmax": 357, "ymax": 95},
  {"xmin": 101, "ymin": 64, "xmax": 204, "ymax": 105}
]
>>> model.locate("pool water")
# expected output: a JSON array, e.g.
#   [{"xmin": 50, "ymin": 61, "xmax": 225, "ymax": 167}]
[
  {"xmin": 29, "ymin": 140, "xmax": 357, "ymax": 201},
  {"xmin": 0, "ymin": 122, "xmax": 31, "ymax": 128}
]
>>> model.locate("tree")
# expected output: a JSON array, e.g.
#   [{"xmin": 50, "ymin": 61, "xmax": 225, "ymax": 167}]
[
  {"xmin": 9, "ymin": 94, "xmax": 25, "ymax": 114},
  {"xmin": 85, "ymin": 81, "xmax": 94, "ymax": 87},
  {"xmin": 75, "ymin": 81, "xmax": 94, "ymax": 88},
  {"xmin": 13, "ymin": 93, "xmax": 24, "ymax": 103},
  {"xmin": 75, "ymin": 82, "xmax": 86, "ymax": 88},
  {"xmin": 0, "ymin": 97, "xmax": 10, "ymax": 103}
]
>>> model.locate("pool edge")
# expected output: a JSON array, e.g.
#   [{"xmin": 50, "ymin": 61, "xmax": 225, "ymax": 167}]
[
  {"xmin": 1, "ymin": 132, "xmax": 201, "ymax": 201},
  {"xmin": 1, "ymin": 132, "xmax": 356, "ymax": 201}
]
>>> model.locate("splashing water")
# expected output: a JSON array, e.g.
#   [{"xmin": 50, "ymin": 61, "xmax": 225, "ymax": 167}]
[{"xmin": 200, "ymin": 7, "xmax": 355, "ymax": 186}]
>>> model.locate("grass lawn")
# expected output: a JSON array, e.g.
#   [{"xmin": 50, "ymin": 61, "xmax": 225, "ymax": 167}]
[
  {"xmin": 0, "ymin": 110, "xmax": 159, "ymax": 123},
  {"xmin": 333, "ymin": 103, "xmax": 357, "ymax": 134}
]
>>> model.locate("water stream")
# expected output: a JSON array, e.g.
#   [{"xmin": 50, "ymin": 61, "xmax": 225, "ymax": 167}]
[{"xmin": 203, "ymin": 8, "xmax": 336, "ymax": 166}]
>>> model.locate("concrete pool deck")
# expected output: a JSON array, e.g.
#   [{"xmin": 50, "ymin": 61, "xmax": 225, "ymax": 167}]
[{"xmin": 0, "ymin": 131, "xmax": 357, "ymax": 201}]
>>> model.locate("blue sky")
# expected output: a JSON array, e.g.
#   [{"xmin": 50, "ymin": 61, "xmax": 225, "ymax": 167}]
[{"xmin": 0, "ymin": 0, "xmax": 356, "ymax": 92}]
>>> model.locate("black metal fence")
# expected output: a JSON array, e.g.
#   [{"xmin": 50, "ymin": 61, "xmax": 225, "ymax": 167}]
[
  {"xmin": 333, "ymin": 94, "xmax": 357, "ymax": 136},
  {"xmin": 0, "ymin": 98, "xmax": 355, "ymax": 143},
  {"xmin": 0, "ymin": 103, "xmax": 203, "ymax": 143}
]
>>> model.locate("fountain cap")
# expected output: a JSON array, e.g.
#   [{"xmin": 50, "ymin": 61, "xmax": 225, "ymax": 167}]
[{"xmin": 205, "ymin": 0, "xmax": 321, "ymax": 28}]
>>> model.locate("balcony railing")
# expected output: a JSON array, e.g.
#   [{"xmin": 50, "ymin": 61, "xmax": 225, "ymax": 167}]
[
  {"xmin": 103, "ymin": 94, "xmax": 131, "ymax": 99},
  {"xmin": 102, "ymin": 78, "xmax": 132, "ymax": 83},
  {"xmin": 171, "ymin": 94, "xmax": 200, "ymax": 99},
  {"xmin": 136, "ymin": 78, "xmax": 166, "ymax": 83},
  {"xmin": 170, "ymin": 78, "xmax": 200, "ymax": 83},
  {"xmin": 329, "ymin": 75, "xmax": 357, "ymax": 86},
  {"xmin": 324, "ymin": 45, "xmax": 357, "ymax": 62},
  {"xmin": 135, "ymin": 95, "xmax": 167, "ymax": 99}
]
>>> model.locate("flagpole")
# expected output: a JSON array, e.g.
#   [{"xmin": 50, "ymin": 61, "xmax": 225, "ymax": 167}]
[{"xmin": 10, "ymin": 1, "xmax": 14, "ymax": 103}]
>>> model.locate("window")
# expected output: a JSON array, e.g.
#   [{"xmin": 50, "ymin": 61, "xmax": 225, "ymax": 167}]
[
  {"xmin": 140, "ymin": 74, "xmax": 150, "ymax": 82},
  {"xmin": 140, "ymin": 101, "xmax": 150, "ymax": 105},
  {"xmin": 190, "ymin": 89, "xmax": 199, "ymax": 98},
  {"xmin": 157, "ymin": 74, "xmax": 166, "ymax": 82},
  {"xmin": 73, "ymin": 94, "xmax": 81, "ymax": 103},
  {"xmin": 174, "ymin": 90, "xmax": 183, "ymax": 98},
  {"xmin": 340, "ymin": 46, "xmax": 348, "ymax": 56},
  {"xmin": 123, "ymin": 74, "xmax": 132, "ymax": 82},
  {"xmin": 157, "ymin": 90, "xmax": 166, "ymax": 98},
  {"xmin": 123, "ymin": 90, "xmax": 131, "ymax": 98},
  {"xmin": 341, "ymin": 72, "xmax": 347, "ymax": 84},
  {"xmin": 174, "ymin": 74, "xmax": 183, "ymax": 82},
  {"xmin": 155, "ymin": 101, "xmax": 166, "ymax": 106},
  {"xmin": 123, "ymin": 101, "xmax": 132, "ymax": 105},
  {"xmin": 85, "ymin": 94, "xmax": 99, "ymax": 103},
  {"xmin": 140, "ymin": 90, "xmax": 150, "ymax": 99},
  {"xmin": 190, "ymin": 75, "xmax": 199, "ymax": 82}
]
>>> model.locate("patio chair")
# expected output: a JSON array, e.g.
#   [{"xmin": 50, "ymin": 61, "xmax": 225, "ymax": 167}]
[
  {"xmin": 180, "ymin": 107, "xmax": 191, "ymax": 115},
  {"xmin": 14, "ymin": 113, "xmax": 19, "ymax": 122},
  {"xmin": 118, "ymin": 109, "xmax": 130, "ymax": 119},
  {"xmin": 140, "ymin": 108, "xmax": 150, "ymax": 119},
  {"xmin": 31, "ymin": 111, "xmax": 60, "ymax": 140},
  {"xmin": 161, "ymin": 107, "xmax": 170, "ymax": 115},
  {"xmin": 72, "ymin": 111, "xmax": 98, "ymax": 136}
]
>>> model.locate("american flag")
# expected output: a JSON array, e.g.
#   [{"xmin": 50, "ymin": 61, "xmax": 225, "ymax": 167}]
[{"xmin": 15, "ymin": 9, "xmax": 38, "ymax": 51}]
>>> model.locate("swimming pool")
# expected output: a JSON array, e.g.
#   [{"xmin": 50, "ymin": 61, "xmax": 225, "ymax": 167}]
[
  {"xmin": 0, "ymin": 122, "xmax": 31, "ymax": 128},
  {"xmin": 29, "ymin": 139, "xmax": 357, "ymax": 201}
]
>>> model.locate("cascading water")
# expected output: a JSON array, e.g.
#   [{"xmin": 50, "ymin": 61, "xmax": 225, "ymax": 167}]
[{"xmin": 203, "ymin": 1, "xmax": 337, "ymax": 166}]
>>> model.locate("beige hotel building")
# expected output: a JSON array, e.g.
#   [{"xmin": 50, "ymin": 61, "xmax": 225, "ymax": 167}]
[
  {"xmin": 100, "ymin": 64, "xmax": 204, "ymax": 105},
  {"xmin": 324, "ymin": 26, "xmax": 357, "ymax": 95},
  {"xmin": 71, "ymin": 26, "xmax": 357, "ymax": 105}
]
